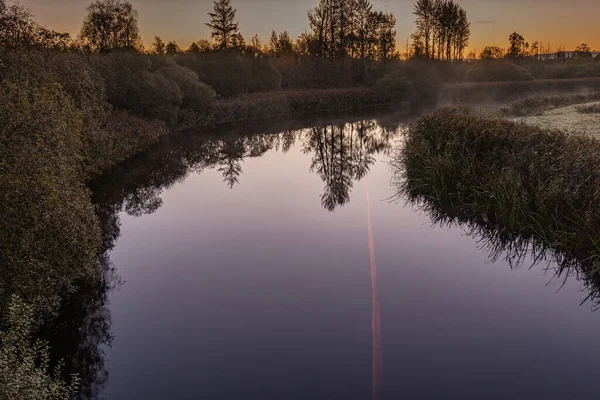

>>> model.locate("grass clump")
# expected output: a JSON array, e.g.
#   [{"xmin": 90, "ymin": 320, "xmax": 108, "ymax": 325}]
[{"xmin": 396, "ymin": 109, "xmax": 600, "ymax": 279}]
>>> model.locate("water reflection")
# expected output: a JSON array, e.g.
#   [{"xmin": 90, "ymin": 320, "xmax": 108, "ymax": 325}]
[
  {"xmin": 393, "ymin": 173, "xmax": 600, "ymax": 310},
  {"xmin": 40, "ymin": 256, "xmax": 118, "ymax": 400},
  {"xmin": 365, "ymin": 184, "xmax": 383, "ymax": 400},
  {"xmin": 92, "ymin": 117, "xmax": 406, "ymax": 221},
  {"xmin": 87, "ymin": 116, "xmax": 405, "ymax": 399}
]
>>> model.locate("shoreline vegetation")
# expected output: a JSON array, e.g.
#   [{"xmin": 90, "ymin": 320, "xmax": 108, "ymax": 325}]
[
  {"xmin": 395, "ymin": 109, "xmax": 600, "ymax": 308},
  {"xmin": 2, "ymin": 0, "xmax": 600, "ymax": 397}
]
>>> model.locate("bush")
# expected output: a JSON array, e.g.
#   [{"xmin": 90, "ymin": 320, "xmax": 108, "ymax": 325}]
[
  {"xmin": 0, "ymin": 295, "xmax": 79, "ymax": 400},
  {"xmin": 93, "ymin": 51, "xmax": 183, "ymax": 125},
  {"xmin": 0, "ymin": 78, "xmax": 101, "ymax": 321},
  {"xmin": 177, "ymin": 51, "xmax": 281, "ymax": 97},
  {"xmin": 375, "ymin": 70, "xmax": 413, "ymax": 100},
  {"xmin": 464, "ymin": 60, "xmax": 534, "ymax": 82},
  {"xmin": 381, "ymin": 61, "xmax": 442, "ymax": 103}
]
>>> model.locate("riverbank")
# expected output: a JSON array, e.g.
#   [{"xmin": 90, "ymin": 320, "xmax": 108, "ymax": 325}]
[{"xmin": 396, "ymin": 109, "xmax": 600, "ymax": 283}]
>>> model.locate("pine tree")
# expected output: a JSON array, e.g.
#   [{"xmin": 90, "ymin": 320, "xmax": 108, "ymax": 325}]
[{"xmin": 205, "ymin": 0, "xmax": 241, "ymax": 50}]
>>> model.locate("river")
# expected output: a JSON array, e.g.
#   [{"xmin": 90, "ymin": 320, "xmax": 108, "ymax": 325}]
[{"xmin": 89, "ymin": 114, "xmax": 600, "ymax": 400}]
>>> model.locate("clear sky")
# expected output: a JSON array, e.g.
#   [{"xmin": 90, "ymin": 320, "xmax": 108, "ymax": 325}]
[{"xmin": 18, "ymin": 0, "xmax": 600, "ymax": 52}]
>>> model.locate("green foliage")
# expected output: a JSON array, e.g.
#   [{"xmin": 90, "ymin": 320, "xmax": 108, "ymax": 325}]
[
  {"xmin": 0, "ymin": 295, "xmax": 79, "ymax": 400},
  {"xmin": 0, "ymin": 72, "xmax": 102, "ymax": 321},
  {"xmin": 464, "ymin": 60, "xmax": 533, "ymax": 82}
]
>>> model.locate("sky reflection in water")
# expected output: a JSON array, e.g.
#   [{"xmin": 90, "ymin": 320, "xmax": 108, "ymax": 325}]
[{"xmin": 93, "ymin": 117, "xmax": 600, "ymax": 400}]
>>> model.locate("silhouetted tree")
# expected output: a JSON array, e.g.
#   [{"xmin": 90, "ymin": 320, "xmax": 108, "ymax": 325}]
[
  {"xmin": 508, "ymin": 31, "xmax": 527, "ymax": 59},
  {"xmin": 80, "ymin": 0, "xmax": 140, "ymax": 52},
  {"xmin": 269, "ymin": 30, "xmax": 294, "ymax": 56},
  {"xmin": 479, "ymin": 45, "xmax": 504, "ymax": 60},
  {"xmin": 0, "ymin": 0, "xmax": 71, "ymax": 49},
  {"xmin": 413, "ymin": 0, "xmax": 435, "ymax": 58},
  {"xmin": 307, "ymin": 0, "xmax": 397, "ymax": 62},
  {"xmin": 196, "ymin": 39, "xmax": 213, "ymax": 51},
  {"xmin": 355, "ymin": 0, "xmax": 373, "ymax": 62},
  {"xmin": 411, "ymin": 0, "xmax": 469, "ymax": 60},
  {"xmin": 152, "ymin": 36, "xmax": 166, "ymax": 55},
  {"xmin": 187, "ymin": 41, "xmax": 201, "ymax": 53},
  {"xmin": 165, "ymin": 41, "xmax": 181, "ymax": 55},
  {"xmin": 575, "ymin": 43, "xmax": 592, "ymax": 58},
  {"xmin": 373, "ymin": 11, "xmax": 396, "ymax": 61},
  {"xmin": 205, "ymin": 0, "xmax": 242, "ymax": 50}
]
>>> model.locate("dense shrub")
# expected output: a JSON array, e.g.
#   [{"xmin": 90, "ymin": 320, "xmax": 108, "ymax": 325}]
[
  {"xmin": 0, "ymin": 78, "xmax": 101, "ymax": 321},
  {"xmin": 176, "ymin": 51, "xmax": 281, "ymax": 97},
  {"xmin": 398, "ymin": 109, "xmax": 600, "ymax": 275},
  {"xmin": 381, "ymin": 61, "xmax": 442, "ymax": 103},
  {"xmin": 375, "ymin": 70, "xmax": 413, "ymax": 99},
  {"xmin": 464, "ymin": 60, "xmax": 534, "ymax": 82},
  {"xmin": 155, "ymin": 60, "xmax": 216, "ymax": 114},
  {"xmin": 93, "ymin": 51, "xmax": 183, "ymax": 125},
  {"xmin": 272, "ymin": 56, "xmax": 354, "ymax": 88}
]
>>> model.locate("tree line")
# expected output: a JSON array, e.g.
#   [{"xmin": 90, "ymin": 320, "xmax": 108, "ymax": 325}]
[
  {"xmin": 1, "ymin": 0, "xmax": 401, "ymax": 62},
  {"xmin": 479, "ymin": 31, "xmax": 595, "ymax": 61}
]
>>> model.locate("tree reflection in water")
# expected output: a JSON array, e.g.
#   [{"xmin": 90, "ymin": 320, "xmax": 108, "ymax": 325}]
[
  {"xmin": 393, "ymin": 181, "xmax": 600, "ymax": 311},
  {"xmin": 80, "ymin": 116, "xmax": 405, "ymax": 398},
  {"xmin": 92, "ymin": 116, "xmax": 406, "ymax": 221}
]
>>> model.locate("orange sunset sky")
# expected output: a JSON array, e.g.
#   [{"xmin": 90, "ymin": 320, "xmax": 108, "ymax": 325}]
[{"xmin": 18, "ymin": 0, "xmax": 600, "ymax": 52}]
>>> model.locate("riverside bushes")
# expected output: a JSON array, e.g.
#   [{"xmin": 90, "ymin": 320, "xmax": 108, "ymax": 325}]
[
  {"xmin": 397, "ymin": 109, "xmax": 600, "ymax": 276},
  {"xmin": 0, "ymin": 71, "xmax": 102, "ymax": 322}
]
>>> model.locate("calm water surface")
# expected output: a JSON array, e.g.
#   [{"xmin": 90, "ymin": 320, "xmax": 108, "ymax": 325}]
[{"xmin": 93, "ymin": 116, "xmax": 600, "ymax": 400}]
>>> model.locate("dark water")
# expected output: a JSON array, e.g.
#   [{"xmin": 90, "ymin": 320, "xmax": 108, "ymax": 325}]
[{"xmin": 91, "ymin": 116, "xmax": 600, "ymax": 400}]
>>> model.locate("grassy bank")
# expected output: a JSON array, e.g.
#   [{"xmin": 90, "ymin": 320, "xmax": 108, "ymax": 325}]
[
  {"xmin": 439, "ymin": 77, "xmax": 600, "ymax": 105},
  {"xmin": 396, "ymin": 109, "xmax": 600, "ymax": 282},
  {"xmin": 501, "ymin": 92, "xmax": 600, "ymax": 116}
]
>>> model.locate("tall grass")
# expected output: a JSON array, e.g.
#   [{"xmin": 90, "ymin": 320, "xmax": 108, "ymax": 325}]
[{"xmin": 395, "ymin": 109, "xmax": 600, "ymax": 282}]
